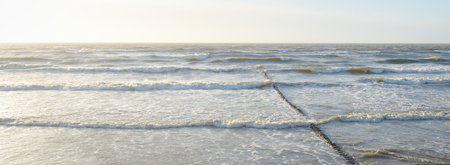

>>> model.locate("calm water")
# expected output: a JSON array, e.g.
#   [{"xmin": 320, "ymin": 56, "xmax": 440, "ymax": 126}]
[{"xmin": 0, "ymin": 44, "xmax": 449, "ymax": 164}]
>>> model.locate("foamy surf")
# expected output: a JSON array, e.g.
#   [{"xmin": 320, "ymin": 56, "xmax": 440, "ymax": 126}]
[
  {"xmin": 146, "ymin": 53, "xmax": 210, "ymax": 61},
  {"xmin": 378, "ymin": 56, "xmax": 447, "ymax": 64},
  {"xmin": 436, "ymin": 50, "xmax": 450, "ymax": 54},
  {"xmin": 289, "ymin": 67, "xmax": 450, "ymax": 74},
  {"xmin": 30, "ymin": 66, "xmax": 249, "ymax": 73},
  {"xmin": 336, "ymin": 110, "xmax": 450, "ymax": 122},
  {"xmin": 184, "ymin": 53, "xmax": 210, "ymax": 61},
  {"xmin": 355, "ymin": 148, "xmax": 449, "ymax": 164},
  {"xmin": 361, "ymin": 77, "xmax": 450, "ymax": 85},
  {"xmin": 0, "ymin": 118, "xmax": 311, "ymax": 129},
  {"xmin": 0, "ymin": 81, "xmax": 272, "ymax": 91},
  {"xmin": 217, "ymin": 57, "xmax": 290, "ymax": 62},
  {"xmin": 0, "ymin": 64, "xmax": 50, "ymax": 70},
  {"xmin": 0, "ymin": 57, "xmax": 49, "ymax": 61}
]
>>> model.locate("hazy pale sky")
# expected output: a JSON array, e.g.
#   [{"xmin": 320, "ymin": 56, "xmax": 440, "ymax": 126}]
[{"xmin": 1, "ymin": 0, "xmax": 449, "ymax": 43}]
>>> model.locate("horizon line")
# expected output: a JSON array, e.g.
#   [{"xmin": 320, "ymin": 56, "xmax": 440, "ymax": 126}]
[{"xmin": 1, "ymin": 42, "xmax": 449, "ymax": 45}]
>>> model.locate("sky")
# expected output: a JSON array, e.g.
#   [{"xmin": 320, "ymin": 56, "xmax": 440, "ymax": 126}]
[{"xmin": 0, "ymin": 0, "xmax": 449, "ymax": 43}]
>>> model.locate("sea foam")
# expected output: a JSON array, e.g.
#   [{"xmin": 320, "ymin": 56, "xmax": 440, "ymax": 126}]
[
  {"xmin": 336, "ymin": 110, "xmax": 450, "ymax": 122},
  {"xmin": 0, "ymin": 81, "xmax": 272, "ymax": 91}
]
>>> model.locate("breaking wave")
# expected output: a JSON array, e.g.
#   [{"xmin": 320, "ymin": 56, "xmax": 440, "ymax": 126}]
[
  {"xmin": 31, "ymin": 66, "xmax": 249, "ymax": 73},
  {"xmin": 290, "ymin": 67, "xmax": 449, "ymax": 74},
  {"xmin": 378, "ymin": 56, "xmax": 447, "ymax": 64},
  {"xmin": 361, "ymin": 77, "xmax": 450, "ymax": 85},
  {"xmin": 2, "ymin": 110, "xmax": 447, "ymax": 130},
  {"xmin": 0, "ymin": 118, "xmax": 311, "ymax": 129},
  {"xmin": 0, "ymin": 57, "xmax": 49, "ymax": 62},
  {"xmin": 0, "ymin": 81, "xmax": 272, "ymax": 91},
  {"xmin": 215, "ymin": 57, "xmax": 290, "ymax": 62},
  {"xmin": 356, "ymin": 148, "xmax": 449, "ymax": 164},
  {"xmin": 146, "ymin": 53, "xmax": 210, "ymax": 61},
  {"xmin": 0, "ymin": 64, "xmax": 49, "ymax": 70},
  {"xmin": 436, "ymin": 50, "xmax": 450, "ymax": 54},
  {"xmin": 335, "ymin": 110, "xmax": 450, "ymax": 122}
]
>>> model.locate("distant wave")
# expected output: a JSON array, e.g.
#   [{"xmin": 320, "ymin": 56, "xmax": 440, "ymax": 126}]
[
  {"xmin": 333, "ymin": 110, "xmax": 450, "ymax": 123},
  {"xmin": 361, "ymin": 77, "xmax": 450, "ymax": 85},
  {"xmin": 0, "ymin": 64, "xmax": 49, "ymax": 70},
  {"xmin": 185, "ymin": 54, "xmax": 210, "ymax": 61},
  {"xmin": 291, "ymin": 67, "xmax": 334, "ymax": 73},
  {"xmin": 288, "ymin": 67, "xmax": 450, "ymax": 74},
  {"xmin": 379, "ymin": 58, "xmax": 420, "ymax": 64},
  {"xmin": 378, "ymin": 56, "xmax": 447, "ymax": 64},
  {"xmin": 359, "ymin": 50, "xmax": 382, "ymax": 54},
  {"xmin": 0, "ymin": 57, "xmax": 49, "ymax": 62},
  {"xmin": 0, "ymin": 81, "xmax": 272, "ymax": 91},
  {"xmin": 274, "ymin": 82, "xmax": 342, "ymax": 88},
  {"xmin": 435, "ymin": 50, "xmax": 450, "ymax": 54},
  {"xmin": 214, "ymin": 57, "xmax": 290, "ymax": 62},
  {"xmin": 146, "ymin": 53, "xmax": 210, "ymax": 61},
  {"xmin": 31, "ymin": 66, "xmax": 249, "ymax": 73},
  {"xmin": 291, "ymin": 67, "xmax": 384, "ymax": 74},
  {"xmin": 0, "ymin": 118, "xmax": 311, "ymax": 129}
]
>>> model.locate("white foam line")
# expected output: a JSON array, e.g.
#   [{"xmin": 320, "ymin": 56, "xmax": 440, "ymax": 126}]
[
  {"xmin": 312, "ymin": 110, "xmax": 450, "ymax": 124},
  {"xmin": 0, "ymin": 120, "xmax": 311, "ymax": 130},
  {"xmin": 338, "ymin": 110, "xmax": 450, "ymax": 122},
  {"xmin": 274, "ymin": 67, "xmax": 450, "ymax": 74},
  {"xmin": 0, "ymin": 81, "xmax": 272, "ymax": 91},
  {"xmin": 32, "ymin": 66, "xmax": 248, "ymax": 73}
]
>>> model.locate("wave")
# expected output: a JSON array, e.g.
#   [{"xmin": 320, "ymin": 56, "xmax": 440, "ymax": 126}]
[
  {"xmin": 378, "ymin": 56, "xmax": 447, "ymax": 64},
  {"xmin": 274, "ymin": 82, "xmax": 342, "ymax": 88},
  {"xmin": 290, "ymin": 67, "xmax": 449, "ymax": 74},
  {"xmin": 184, "ymin": 54, "xmax": 210, "ymax": 61},
  {"xmin": 31, "ymin": 66, "xmax": 248, "ymax": 73},
  {"xmin": 0, "ymin": 64, "xmax": 49, "ymax": 70},
  {"xmin": 334, "ymin": 110, "xmax": 450, "ymax": 123},
  {"xmin": 93, "ymin": 58, "xmax": 137, "ymax": 63},
  {"xmin": 361, "ymin": 77, "xmax": 450, "ymax": 85},
  {"xmin": 436, "ymin": 50, "xmax": 450, "ymax": 54},
  {"xmin": 292, "ymin": 67, "xmax": 381, "ymax": 74},
  {"xmin": 359, "ymin": 50, "xmax": 382, "ymax": 54},
  {"xmin": 0, "ymin": 57, "xmax": 48, "ymax": 61},
  {"xmin": 146, "ymin": 53, "xmax": 210, "ymax": 61},
  {"xmin": 0, "ymin": 81, "xmax": 272, "ymax": 91},
  {"xmin": 292, "ymin": 67, "xmax": 331, "ymax": 73},
  {"xmin": 0, "ymin": 118, "xmax": 311, "ymax": 129},
  {"xmin": 379, "ymin": 58, "xmax": 420, "ymax": 64},
  {"xmin": 216, "ymin": 57, "xmax": 289, "ymax": 62},
  {"xmin": 356, "ymin": 148, "xmax": 449, "ymax": 164},
  {"xmin": 419, "ymin": 56, "xmax": 448, "ymax": 62},
  {"xmin": 1, "ymin": 111, "xmax": 448, "ymax": 129},
  {"xmin": 315, "ymin": 50, "xmax": 350, "ymax": 56}
]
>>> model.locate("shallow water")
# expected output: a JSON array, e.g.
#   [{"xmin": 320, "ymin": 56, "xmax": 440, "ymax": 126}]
[
  {"xmin": 321, "ymin": 120, "xmax": 450, "ymax": 164},
  {"xmin": 0, "ymin": 126, "xmax": 346, "ymax": 164},
  {"xmin": 0, "ymin": 44, "xmax": 449, "ymax": 164}
]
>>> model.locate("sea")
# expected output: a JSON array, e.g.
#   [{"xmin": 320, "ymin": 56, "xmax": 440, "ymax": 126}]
[{"xmin": 0, "ymin": 43, "xmax": 449, "ymax": 164}]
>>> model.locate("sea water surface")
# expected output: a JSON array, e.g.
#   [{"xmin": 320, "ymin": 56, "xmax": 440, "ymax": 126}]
[{"xmin": 0, "ymin": 44, "xmax": 449, "ymax": 164}]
